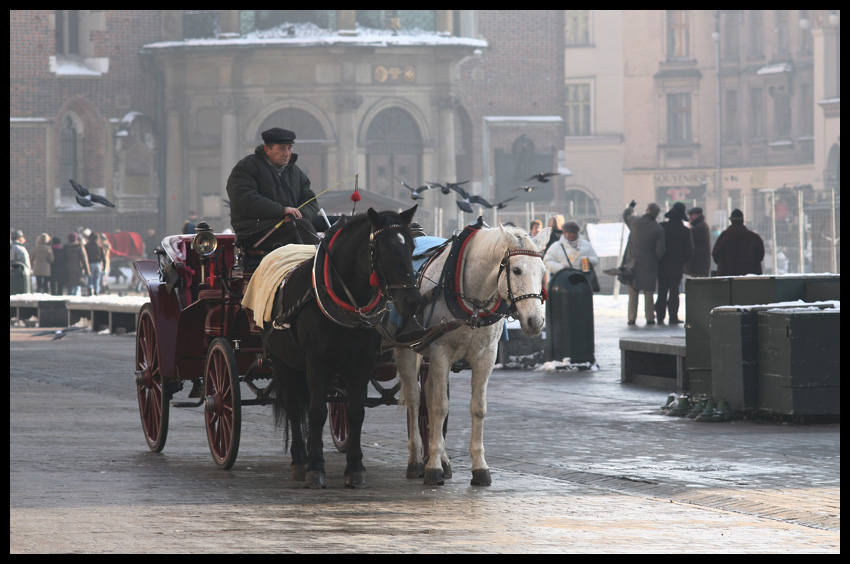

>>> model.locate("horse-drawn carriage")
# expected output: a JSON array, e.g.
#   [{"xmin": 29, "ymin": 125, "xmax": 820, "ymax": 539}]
[{"xmin": 133, "ymin": 208, "xmax": 550, "ymax": 488}]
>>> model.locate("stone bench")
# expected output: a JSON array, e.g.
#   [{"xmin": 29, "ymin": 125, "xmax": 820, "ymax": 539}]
[{"xmin": 620, "ymin": 336, "xmax": 687, "ymax": 391}]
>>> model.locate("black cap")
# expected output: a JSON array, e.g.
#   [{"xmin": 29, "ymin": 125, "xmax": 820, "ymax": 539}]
[
  {"xmin": 665, "ymin": 202, "xmax": 686, "ymax": 219},
  {"xmin": 561, "ymin": 220, "xmax": 580, "ymax": 233},
  {"xmin": 261, "ymin": 127, "xmax": 296, "ymax": 145},
  {"xmin": 730, "ymin": 208, "xmax": 744, "ymax": 221},
  {"xmin": 687, "ymin": 207, "xmax": 703, "ymax": 215}
]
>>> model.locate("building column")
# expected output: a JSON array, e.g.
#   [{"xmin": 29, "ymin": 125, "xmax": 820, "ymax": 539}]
[
  {"xmin": 437, "ymin": 95, "xmax": 459, "ymax": 182},
  {"xmin": 335, "ymin": 93, "xmax": 363, "ymax": 182},
  {"xmin": 163, "ymin": 97, "xmax": 186, "ymax": 233}
]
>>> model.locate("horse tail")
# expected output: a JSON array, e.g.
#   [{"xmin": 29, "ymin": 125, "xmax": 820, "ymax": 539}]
[{"xmin": 269, "ymin": 379, "xmax": 292, "ymax": 450}]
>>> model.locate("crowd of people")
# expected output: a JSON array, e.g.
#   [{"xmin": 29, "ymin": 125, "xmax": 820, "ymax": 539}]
[
  {"xmin": 10, "ymin": 226, "xmax": 164, "ymax": 296},
  {"xmin": 535, "ymin": 198, "xmax": 765, "ymax": 328}
]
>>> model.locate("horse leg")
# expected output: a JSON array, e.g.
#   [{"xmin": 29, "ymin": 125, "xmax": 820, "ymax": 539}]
[
  {"xmin": 342, "ymin": 372, "xmax": 368, "ymax": 488},
  {"xmin": 303, "ymin": 364, "xmax": 328, "ymax": 489},
  {"xmin": 468, "ymin": 343, "xmax": 498, "ymax": 486},
  {"xmin": 395, "ymin": 347, "xmax": 424, "ymax": 478},
  {"xmin": 288, "ymin": 397, "xmax": 309, "ymax": 483},
  {"xmin": 422, "ymin": 354, "xmax": 450, "ymax": 486}
]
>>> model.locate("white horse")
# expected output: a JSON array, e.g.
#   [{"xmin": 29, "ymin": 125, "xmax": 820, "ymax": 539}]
[{"xmin": 395, "ymin": 223, "xmax": 550, "ymax": 485}]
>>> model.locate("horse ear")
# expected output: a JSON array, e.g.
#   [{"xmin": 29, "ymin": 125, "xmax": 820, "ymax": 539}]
[
  {"xmin": 400, "ymin": 204, "xmax": 418, "ymax": 224},
  {"xmin": 533, "ymin": 226, "xmax": 552, "ymax": 251},
  {"xmin": 367, "ymin": 207, "xmax": 380, "ymax": 227}
]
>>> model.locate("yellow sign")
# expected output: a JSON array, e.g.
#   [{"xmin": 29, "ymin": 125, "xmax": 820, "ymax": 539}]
[{"xmin": 373, "ymin": 65, "xmax": 415, "ymax": 84}]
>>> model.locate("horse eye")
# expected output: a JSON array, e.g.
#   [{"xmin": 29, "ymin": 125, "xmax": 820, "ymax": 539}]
[{"xmin": 512, "ymin": 267, "xmax": 522, "ymax": 276}]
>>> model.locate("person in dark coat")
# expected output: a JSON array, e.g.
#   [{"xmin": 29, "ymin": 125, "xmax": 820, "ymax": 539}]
[
  {"xmin": 49, "ymin": 236, "xmax": 66, "ymax": 295},
  {"xmin": 712, "ymin": 209, "xmax": 765, "ymax": 276},
  {"xmin": 225, "ymin": 127, "xmax": 319, "ymax": 251},
  {"xmin": 655, "ymin": 202, "xmax": 693, "ymax": 325},
  {"xmin": 64, "ymin": 232, "xmax": 90, "ymax": 296},
  {"xmin": 622, "ymin": 201, "xmax": 666, "ymax": 325},
  {"xmin": 685, "ymin": 207, "xmax": 711, "ymax": 277}
]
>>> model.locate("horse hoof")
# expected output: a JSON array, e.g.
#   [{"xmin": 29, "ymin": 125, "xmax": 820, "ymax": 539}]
[
  {"xmin": 470, "ymin": 468, "xmax": 492, "ymax": 486},
  {"xmin": 442, "ymin": 461, "xmax": 453, "ymax": 480},
  {"xmin": 304, "ymin": 471, "xmax": 326, "ymax": 489},
  {"xmin": 406, "ymin": 462, "xmax": 425, "ymax": 479},
  {"xmin": 424, "ymin": 468, "xmax": 444, "ymax": 486},
  {"xmin": 344, "ymin": 471, "xmax": 367, "ymax": 489},
  {"xmin": 291, "ymin": 463, "xmax": 307, "ymax": 482}
]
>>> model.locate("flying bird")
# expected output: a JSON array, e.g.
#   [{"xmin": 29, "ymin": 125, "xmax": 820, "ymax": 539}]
[
  {"xmin": 427, "ymin": 180, "xmax": 469, "ymax": 196},
  {"xmin": 69, "ymin": 179, "xmax": 115, "ymax": 208},
  {"xmin": 394, "ymin": 177, "xmax": 434, "ymax": 201},
  {"xmin": 513, "ymin": 185, "xmax": 542, "ymax": 193},
  {"xmin": 31, "ymin": 326, "xmax": 84, "ymax": 340},
  {"xmin": 524, "ymin": 172, "xmax": 561, "ymax": 183}
]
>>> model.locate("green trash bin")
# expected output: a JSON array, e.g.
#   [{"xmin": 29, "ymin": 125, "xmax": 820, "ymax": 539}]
[
  {"xmin": 10, "ymin": 261, "xmax": 32, "ymax": 295},
  {"xmin": 545, "ymin": 268, "xmax": 595, "ymax": 365}
]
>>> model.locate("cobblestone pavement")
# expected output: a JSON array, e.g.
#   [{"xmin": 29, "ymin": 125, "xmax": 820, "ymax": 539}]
[{"xmin": 9, "ymin": 295, "xmax": 840, "ymax": 553}]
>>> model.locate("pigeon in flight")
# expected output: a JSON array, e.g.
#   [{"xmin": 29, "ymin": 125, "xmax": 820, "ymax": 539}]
[
  {"xmin": 31, "ymin": 326, "xmax": 84, "ymax": 340},
  {"xmin": 394, "ymin": 177, "xmax": 434, "ymax": 201},
  {"xmin": 70, "ymin": 179, "xmax": 115, "ymax": 208},
  {"xmin": 524, "ymin": 172, "xmax": 561, "ymax": 183},
  {"xmin": 513, "ymin": 185, "xmax": 542, "ymax": 193},
  {"xmin": 427, "ymin": 180, "xmax": 469, "ymax": 195}
]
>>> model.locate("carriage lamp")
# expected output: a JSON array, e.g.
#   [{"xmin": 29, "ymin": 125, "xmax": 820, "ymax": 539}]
[{"xmin": 192, "ymin": 222, "xmax": 218, "ymax": 257}]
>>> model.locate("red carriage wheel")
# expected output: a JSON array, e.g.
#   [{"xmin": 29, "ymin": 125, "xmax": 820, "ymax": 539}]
[
  {"xmin": 204, "ymin": 338, "xmax": 242, "ymax": 470},
  {"xmin": 134, "ymin": 303, "xmax": 170, "ymax": 452},
  {"xmin": 328, "ymin": 387, "xmax": 349, "ymax": 453}
]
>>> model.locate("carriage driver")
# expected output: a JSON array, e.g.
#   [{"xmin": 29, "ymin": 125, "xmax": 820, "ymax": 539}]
[{"xmin": 226, "ymin": 127, "xmax": 320, "ymax": 252}]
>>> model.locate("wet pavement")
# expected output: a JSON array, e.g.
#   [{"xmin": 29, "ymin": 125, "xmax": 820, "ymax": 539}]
[{"xmin": 9, "ymin": 294, "xmax": 840, "ymax": 553}]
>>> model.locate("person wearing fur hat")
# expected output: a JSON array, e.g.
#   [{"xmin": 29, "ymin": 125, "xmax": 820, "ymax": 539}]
[
  {"xmin": 226, "ymin": 127, "xmax": 319, "ymax": 251},
  {"xmin": 655, "ymin": 202, "xmax": 693, "ymax": 324},
  {"xmin": 712, "ymin": 209, "xmax": 764, "ymax": 276}
]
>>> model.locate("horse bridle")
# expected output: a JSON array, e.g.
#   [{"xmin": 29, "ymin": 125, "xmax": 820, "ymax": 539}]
[
  {"xmin": 369, "ymin": 224, "xmax": 420, "ymax": 294},
  {"xmin": 497, "ymin": 248, "xmax": 547, "ymax": 317}
]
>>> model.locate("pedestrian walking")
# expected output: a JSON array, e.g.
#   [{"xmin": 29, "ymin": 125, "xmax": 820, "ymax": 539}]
[
  {"xmin": 30, "ymin": 233, "xmax": 54, "ymax": 294},
  {"xmin": 49, "ymin": 236, "xmax": 66, "ymax": 295},
  {"xmin": 621, "ymin": 201, "xmax": 665, "ymax": 325},
  {"xmin": 685, "ymin": 207, "xmax": 711, "ymax": 277},
  {"xmin": 655, "ymin": 203, "xmax": 693, "ymax": 325},
  {"xmin": 64, "ymin": 233, "xmax": 90, "ymax": 296},
  {"xmin": 712, "ymin": 209, "xmax": 765, "ymax": 276},
  {"xmin": 84, "ymin": 232, "xmax": 107, "ymax": 295}
]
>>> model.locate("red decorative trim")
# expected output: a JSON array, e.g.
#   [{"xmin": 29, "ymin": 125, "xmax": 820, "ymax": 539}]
[
  {"xmin": 454, "ymin": 230, "xmax": 503, "ymax": 318},
  {"xmin": 322, "ymin": 228, "xmax": 382, "ymax": 313}
]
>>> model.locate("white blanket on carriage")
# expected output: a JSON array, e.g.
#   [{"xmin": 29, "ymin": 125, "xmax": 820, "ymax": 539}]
[{"xmin": 242, "ymin": 244, "xmax": 317, "ymax": 327}]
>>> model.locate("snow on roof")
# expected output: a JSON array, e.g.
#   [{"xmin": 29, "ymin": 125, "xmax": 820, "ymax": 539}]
[{"xmin": 143, "ymin": 22, "xmax": 487, "ymax": 51}]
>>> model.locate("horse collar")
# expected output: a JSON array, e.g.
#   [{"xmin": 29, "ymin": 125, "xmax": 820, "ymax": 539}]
[{"xmin": 443, "ymin": 224, "xmax": 509, "ymax": 327}]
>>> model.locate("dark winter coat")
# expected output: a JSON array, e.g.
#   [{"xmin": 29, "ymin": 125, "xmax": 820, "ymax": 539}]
[
  {"xmin": 622, "ymin": 207, "xmax": 666, "ymax": 292},
  {"xmin": 225, "ymin": 146, "xmax": 318, "ymax": 240},
  {"xmin": 712, "ymin": 222, "xmax": 765, "ymax": 276},
  {"xmin": 64, "ymin": 242, "xmax": 90, "ymax": 287},
  {"xmin": 50, "ymin": 244, "xmax": 66, "ymax": 285},
  {"xmin": 685, "ymin": 214, "xmax": 711, "ymax": 277},
  {"xmin": 658, "ymin": 207, "xmax": 694, "ymax": 280}
]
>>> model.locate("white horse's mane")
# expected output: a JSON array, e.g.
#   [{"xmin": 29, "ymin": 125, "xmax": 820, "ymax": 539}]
[{"xmin": 472, "ymin": 224, "xmax": 538, "ymax": 259}]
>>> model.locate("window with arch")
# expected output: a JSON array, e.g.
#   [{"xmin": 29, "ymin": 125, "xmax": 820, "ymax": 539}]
[
  {"xmin": 258, "ymin": 108, "xmax": 328, "ymax": 193},
  {"xmin": 365, "ymin": 107, "xmax": 422, "ymax": 201},
  {"xmin": 60, "ymin": 113, "xmax": 82, "ymax": 193},
  {"xmin": 563, "ymin": 188, "xmax": 598, "ymax": 220}
]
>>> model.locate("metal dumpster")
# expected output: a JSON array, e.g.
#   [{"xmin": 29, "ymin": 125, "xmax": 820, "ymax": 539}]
[{"xmin": 545, "ymin": 268, "xmax": 595, "ymax": 365}]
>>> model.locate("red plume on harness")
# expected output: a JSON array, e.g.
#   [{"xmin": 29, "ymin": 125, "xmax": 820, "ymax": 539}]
[
  {"xmin": 350, "ymin": 173, "xmax": 361, "ymax": 215},
  {"xmin": 369, "ymin": 271, "xmax": 380, "ymax": 287}
]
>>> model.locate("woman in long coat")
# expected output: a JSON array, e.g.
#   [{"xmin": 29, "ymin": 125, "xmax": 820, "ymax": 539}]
[
  {"xmin": 64, "ymin": 233, "xmax": 90, "ymax": 296},
  {"xmin": 30, "ymin": 233, "xmax": 54, "ymax": 294}
]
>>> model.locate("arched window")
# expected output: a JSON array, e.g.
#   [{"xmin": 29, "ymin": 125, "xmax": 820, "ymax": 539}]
[
  {"xmin": 258, "ymin": 108, "xmax": 328, "ymax": 193},
  {"xmin": 60, "ymin": 113, "xmax": 82, "ymax": 192},
  {"xmin": 365, "ymin": 107, "xmax": 422, "ymax": 201},
  {"xmin": 563, "ymin": 187, "xmax": 599, "ymax": 221}
]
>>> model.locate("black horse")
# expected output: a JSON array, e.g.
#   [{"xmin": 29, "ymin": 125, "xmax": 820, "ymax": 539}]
[{"xmin": 267, "ymin": 206, "xmax": 421, "ymax": 488}]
